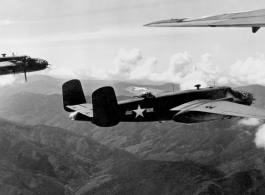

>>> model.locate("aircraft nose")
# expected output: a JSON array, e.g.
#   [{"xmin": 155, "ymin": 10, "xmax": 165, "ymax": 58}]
[
  {"xmin": 247, "ymin": 93, "xmax": 254, "ymax": 104},
  {"xmin": 33, "ymin": 58, "xmax": 50, "ymax": 69},
  {"xmin": 243, "ymin": 92, "xmax": 254, "ymax": 105},
  {"xmin": 40, "ymin": 59, "xmax": 49, "ymax": 66},
  {"xmin": 44, "ymin": 60, "xmax": 49, "ymax": 67}
]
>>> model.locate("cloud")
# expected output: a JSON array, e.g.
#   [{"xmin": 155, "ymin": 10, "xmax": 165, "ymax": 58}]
[
  {"xmin": 128, "ymin": 57, "xmax": 157, "ymax": 80},
  {"xmin": 52, "ymin": 49, "xmax": 221, "ymax": 89},
  {"xmin": 237, "ymin": 118, "xmax": 265, "ymax": 150},
  {"xmin": 168, "ymin": 51, "xmax": 193, "ymax": 75},
  {"xmin": 238, "ymin": 118, "xmax": 262, "ymax": 126},
  {"xmin": 254, "ymin": 124, "xmax": 265, "ymax": 149},
  {"xmin": 85, "ymin": 66, "xmax": 109, "ymax": 80},
  {"xmin": 42, "ymin": 48, "xmax": 265, "ymax": 89},
  {"xmin": 0, "ymin": 75, "xmax": 16, "ymax": 86},
  {"xmin": 145, "ymin": 52, "xmax": 220, "ymax": 89},
  {"xmin": 229, "ymin": 55, "xmax": 265, "ymax": 85},
  {"xmin": 48, "ymin": 66, "xmax": 76, "ymax": 78},
  {"xmin": 111, "ymin": 48, "xmax": 142, "ymax": 76}
]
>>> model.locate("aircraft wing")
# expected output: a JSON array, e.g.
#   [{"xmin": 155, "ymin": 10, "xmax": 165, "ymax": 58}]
[
  {"xmin": 144, "ymin": 9, "xmax": 265, "ymax": 33},
  {"xmin": 66, "ymin": 103, "xmax": 93, "ymax": 117},
  {"xmin": 0, "ymin": 61, "xmax": 17, "ymax": 67},
  {"xmin": 171, "ymin": 100, "xmax": 265, "ymax": 119}
]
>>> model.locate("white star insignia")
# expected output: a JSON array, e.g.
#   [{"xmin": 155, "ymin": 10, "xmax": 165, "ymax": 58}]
[{"xmin": 133, "ymin": 105, "xmax": 146, "ymax": 118}]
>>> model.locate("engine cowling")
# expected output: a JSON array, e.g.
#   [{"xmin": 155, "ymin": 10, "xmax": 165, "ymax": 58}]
[{"xmin": 173, "ymin": 111, "xmax": 233, "ymax": 124}]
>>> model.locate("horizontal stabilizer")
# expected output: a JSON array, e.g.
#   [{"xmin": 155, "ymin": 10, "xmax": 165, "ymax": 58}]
[{"xmin": 67, "ymin": 103, "xmax": 93, "ymax": 117}]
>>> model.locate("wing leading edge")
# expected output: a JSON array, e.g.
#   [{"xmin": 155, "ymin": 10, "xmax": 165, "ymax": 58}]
[
  {"xmin": 171, "ymin": 99, "xmax": 265, "ymax": 120},
  {"xmin": 144, "ymin": 9, "xmax": 265, "ymax": 33}
]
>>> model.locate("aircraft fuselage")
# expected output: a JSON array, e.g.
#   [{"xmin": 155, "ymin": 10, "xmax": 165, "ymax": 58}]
[
  {"xmin": 0, "ymin": 55, "xmax": 49, "ymax": 76},
  {"xmin": 72, "ymin": 86, "xmax": 253, "ymax": 124},
  {"xmin": 116, "ymin": 86, "xmax": 251, "ymax": 123}
]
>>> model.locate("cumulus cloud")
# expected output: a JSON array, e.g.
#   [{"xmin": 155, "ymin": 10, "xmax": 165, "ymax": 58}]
[
  {"xmin": 43, "ymin": 48, "xmax": 265, "ymax": 89},
  {"xmin": 108, "ymin": 49, "xmax": 265, "ymax": 88},
  {"xmin": 168, "ymin": 51, "xmax": 193, "ymax": 75},
  {"xmin": 254, "ymin": 124, "xmax": 265, "ymax": 149},
  {"xmin": 237, "ymin": 118, "xmax": 265, "ymax": 150},
  {"xmin": 63, "ymin": 49, "xmax": 221, "ymax": 89},
  {"xmin": 0, "ymin": 75, "xmax": 16, "ymax": 86},
  {"xmin": 238, "ymin": 118, "xmax": 265, "ymax": 150},
  {"xmin": 111, "ymin": 48, "xmax": 142, "ymax": 76},
  {"xmin": 238, "ymin": 118, "xmax": 262, "ymax": 126},
  {"xmin": 128, "ymin": 57, "xmax": 157, "ymax": 80},
  {"xmin": 85, "ymin": 65, "xmax": 109, "ymax": 80},
  {"xmin": 229, "ymin": 55, "xmax": 265, "ymax": 85}
]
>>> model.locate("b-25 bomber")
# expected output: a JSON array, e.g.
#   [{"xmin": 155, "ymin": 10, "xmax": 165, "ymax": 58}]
[
  {"xmin": 0, "ymin": 53, "xmax": 49, "ymax": 81},
  {"xmin": 62, "ymin": 79, "xmax": 265, "ymax": 127}
]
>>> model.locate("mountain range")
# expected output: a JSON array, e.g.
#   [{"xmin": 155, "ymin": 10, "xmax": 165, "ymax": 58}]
[{"xmin": 0, "ymin": 74, "xmax": 265, "ymax": 194}]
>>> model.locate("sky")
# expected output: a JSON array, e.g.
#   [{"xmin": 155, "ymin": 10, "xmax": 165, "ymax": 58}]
[{"xmin": 1, "ymin": 0, "xmax": 265, "ymax": 89}]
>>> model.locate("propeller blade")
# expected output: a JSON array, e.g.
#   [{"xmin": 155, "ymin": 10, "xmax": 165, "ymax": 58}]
[
  {"xmin": 23, "ymin": 63, "xmax": 27, "ymax": 82},
  {"xmin": 24, "ymin": 70, "xmax": 27, "ymax": 82}
]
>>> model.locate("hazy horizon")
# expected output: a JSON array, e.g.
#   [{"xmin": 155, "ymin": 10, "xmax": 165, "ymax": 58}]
[{"xmin": 0, "ymin": 0, "xmax": 265, "ymax": 89}]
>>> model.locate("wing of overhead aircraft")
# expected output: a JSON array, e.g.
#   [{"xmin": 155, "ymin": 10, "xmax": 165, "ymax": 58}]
[
  {"xmin": 0, "ymin": 61, "xmax": 17, "ymax": 67},
  {"xmin": 171, "ymin": 99, "xmax": 265, "ymax": 119},
  {"xmin": 144, "ymin": 9, "xmax": 265, "ymax": 33}
]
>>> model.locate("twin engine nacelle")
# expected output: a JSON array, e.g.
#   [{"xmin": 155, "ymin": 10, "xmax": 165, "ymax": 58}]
[{"xmin": 173, "ymin": 111, "xmax": 233, "ymax": 124}]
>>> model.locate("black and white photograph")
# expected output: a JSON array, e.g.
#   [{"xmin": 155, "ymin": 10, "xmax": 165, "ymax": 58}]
[{"xmin": 0, "ymin": 0, "xmax": 265, "ymax": 194}]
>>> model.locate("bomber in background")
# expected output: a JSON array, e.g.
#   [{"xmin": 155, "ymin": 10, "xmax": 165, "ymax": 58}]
[
  {"xmin": 144, "ymin": 9, "xmax": 265, "ymax": 33},
  {"xmin": 62, "ymin": 80, "xmax": 265, "ymax": 127},
  {"xmin": 0, "ymin": 53, "xmax": 50, "ymax": 81}
]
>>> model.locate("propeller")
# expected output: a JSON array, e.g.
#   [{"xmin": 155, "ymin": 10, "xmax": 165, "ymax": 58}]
[
  {"xmin": 24, "ymin": 68, "xmax": 27, "ymax": 82},
  {"xmin": 23, "ymin": 58, "xmax": 29, "ymax": 82}
]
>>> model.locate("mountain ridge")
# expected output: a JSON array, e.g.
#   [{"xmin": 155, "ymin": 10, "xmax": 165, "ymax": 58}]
[{"xmin": 0, "ymin": 117, "xmax": 257, "ymax": 195}]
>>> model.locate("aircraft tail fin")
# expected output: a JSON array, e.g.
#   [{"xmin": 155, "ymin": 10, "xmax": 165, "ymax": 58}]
[
  {"xmin": 62, "ymin": 79, "xmax": 86, "ymax": 112},
  {"xmin": 92, "ymin": 86, "xmax": 120, "ymax": 127}
]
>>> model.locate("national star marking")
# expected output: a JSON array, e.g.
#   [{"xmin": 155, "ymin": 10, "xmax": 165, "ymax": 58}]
[{"xmin": 133, "ymin": 105, "xmax": 146, "ymax": 118}]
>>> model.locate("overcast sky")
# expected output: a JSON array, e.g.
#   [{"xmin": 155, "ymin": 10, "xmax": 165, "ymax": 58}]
[{"xmin": 1, "ymin": 0, "xmax": 265, "ymax": 88}]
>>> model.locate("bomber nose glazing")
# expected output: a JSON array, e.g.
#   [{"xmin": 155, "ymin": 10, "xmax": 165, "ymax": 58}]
[
  {"xmin": 36, "ymin": 58, "xmax": 48, "ymax": 65},
  {"xmin": 32, "ymin": 58, "xmax": 50, "ymax": 68},
  {"xmin": 232, "ymin": 89, "xmax": 254, "ymax": 105}
]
